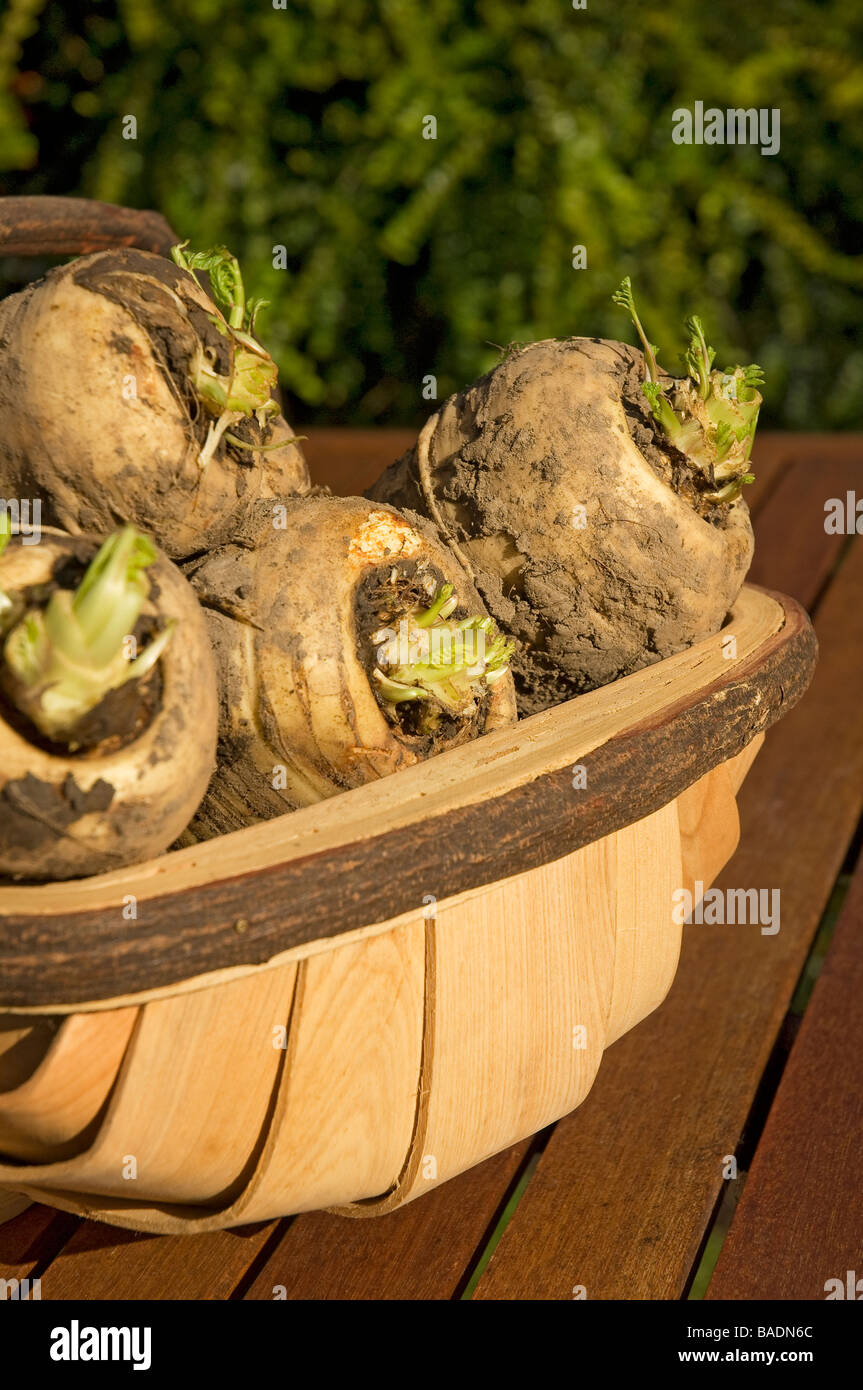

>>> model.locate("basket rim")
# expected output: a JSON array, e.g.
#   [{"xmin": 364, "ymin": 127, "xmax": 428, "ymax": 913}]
[
  {"xmin": 0, "ymin": 193, "xmax": 176, "ymax": 260},
  {"xmin": 0, "ymin": 585, "xmax": 816, "ymax": 1007}
]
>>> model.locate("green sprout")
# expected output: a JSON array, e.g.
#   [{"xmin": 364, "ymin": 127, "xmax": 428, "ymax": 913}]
[
  {"xmin": 1, "ymin": 525, "xmax": 174, "ymax": 747},
  {"xmin": 172, "ymin": 242, "xmax": 300, "ymax": 470},
  {"xmin": 371, "ymin": 582, "xmax": 514, "ymax": 731},
  {"xmin": 0, "ymin": 510, "xmax": 12, "ymax": 624},
  {"xmin": 613, "ymin": 278, "xmax": 763, "ymax": 502},
  {"xmin": 611, "ymin": 277, "xmax": 662, "ymax": 384}
]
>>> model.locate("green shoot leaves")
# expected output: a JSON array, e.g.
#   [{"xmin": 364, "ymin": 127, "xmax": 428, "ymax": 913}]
[
  {"xmin": 613, "ymin": 279, "xmax": 764, "ymax": 503},
  {"xmin": 172, "ymin": 243, "xmax": 249, "ymax": 331},
  {"xmin": 371, "ymin": 583, "xmax": 514, "ymax": 726},
  {"xmin": 612, "ymin": 278, "xmax": 661, "ymax": 384},
  {"xmin": 1, "ymin": 526, "xmax": 174, "ymax": 746},
  {"xmin": 0, "ymin": 511, "xmax": 12, "ymax": 623},
  {"xmin": 171, "ymin": 242, "xmax": 279, "ymax": 456},
  {"xmin": 683, "ymin": 315, "xmax": 715, "ymax": 399}
]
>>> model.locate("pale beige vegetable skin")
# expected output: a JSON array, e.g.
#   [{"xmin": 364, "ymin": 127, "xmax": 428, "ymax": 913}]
[{"xmin": 185, "ymin": 496, "xmax": 518, "ymax": 836}]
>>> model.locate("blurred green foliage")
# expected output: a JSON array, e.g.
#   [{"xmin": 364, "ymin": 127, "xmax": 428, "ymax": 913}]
[{"xmin": 2, "ymin": 0, "xmax": 862, "ymax": 427}]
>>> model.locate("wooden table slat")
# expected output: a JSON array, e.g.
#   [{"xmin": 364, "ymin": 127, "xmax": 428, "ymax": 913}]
[
  {"xmin": 242, "ymin": 1141, "xmax": 533, "ymax": 1301},
  {"xmin": 0, "ymin": 1203, "xmax": 79, "ymax": 1283},
  {"xmin": 745, "ymin": 435, "xmax": 797, "ymax": 518},
  {"xmin": 33, "ymin": 1220, "xmax": 279, "ymax": 1302},
  {"xmin": 748, "ymin": 445, "xmax": 862, "ymax": 604},
  {"xmin": 302, "ymin": 428, "xmax": 416, "ymax": 497},
  {"xmin": 705, "ymin": 853, "xmax": 863, "ymax": 1300}
]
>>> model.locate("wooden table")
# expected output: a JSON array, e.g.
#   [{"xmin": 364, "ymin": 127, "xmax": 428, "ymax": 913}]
[{"xmin": 1, "ymin": 430, "xmax": 861, "ymax": 1301}]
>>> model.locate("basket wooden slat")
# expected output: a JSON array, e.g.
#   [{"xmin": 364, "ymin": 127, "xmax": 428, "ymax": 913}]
[
  {"xmin": 343, "ymin": 827, "xmax": 627, "ymax": 1217},
  {"xmin": 241, "ymin": 927, "xmax": 424, "ymax": 1216},
  {"xmin": 0, "ymin": 1009, "xmax": 137, "ymax": 1162},
  {"xmin": 0, "ymin": 969, "xmax": 295, "ymax": 1206}
]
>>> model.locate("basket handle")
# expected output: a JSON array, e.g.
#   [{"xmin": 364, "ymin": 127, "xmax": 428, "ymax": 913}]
[{"xmin": 0, "ymin": 195, "xmax": 178, "ymax": 258}]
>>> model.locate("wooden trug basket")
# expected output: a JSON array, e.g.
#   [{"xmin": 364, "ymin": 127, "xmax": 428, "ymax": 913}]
[
  {"xmin": 0, "ymin": 200, "xmax": 817, "ymax": 1234},
  {"xmin": 0, "ymin": 589, "xmax": 815, "ymax": 1233}
]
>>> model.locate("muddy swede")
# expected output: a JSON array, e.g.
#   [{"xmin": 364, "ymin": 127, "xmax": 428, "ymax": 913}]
[
  {"xmin": 370, "ymin": 285, "xmax": 760, "ymax": 713},
  {"xmin": 0, "ymin": 244, "xmax": 309, "ymax": 559},
  {"xmin": 0, "ymin": 519, "xmax": 217, "ymax": 879},
  {"xmin": 184, "ymin": 496, "xmax": 517, "ymax": 836}
]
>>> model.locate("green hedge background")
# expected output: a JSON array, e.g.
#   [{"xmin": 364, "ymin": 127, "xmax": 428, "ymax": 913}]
[{"xmin": 1, "ymin": 0, "xmax": 861, "ymax": 427}]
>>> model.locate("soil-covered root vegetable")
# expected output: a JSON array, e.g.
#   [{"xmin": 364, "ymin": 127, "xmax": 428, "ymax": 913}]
[
  {"xmin": 0, "ymin": 518, "xmax": 217, "ymax": 880},
  {"xmin": 370, "ymin": 287, "xmax": 760, "ymax": 714},
  {"xmin": 184, "ymin": 496, "xmax": 518, "ymax": 835},
  {"xmin": 0, "ymin": 244, "xmax": 309, "ymax": 560}
]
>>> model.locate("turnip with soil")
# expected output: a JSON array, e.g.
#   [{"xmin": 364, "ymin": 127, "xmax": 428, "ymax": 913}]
[
  {"xmin": 184, "ymin": 496, "xmax": 517, "ymax": 836},
  {"xmin": 370, "ymin": 283, "xmax": 761, "ymax": 713},
  {"xmin": 0, "ymin": 517, "xmax": 217, "ymax": 880},
  {"xmin": 0, "ymin": 244, "xmax": 309, "ymax": 560}
]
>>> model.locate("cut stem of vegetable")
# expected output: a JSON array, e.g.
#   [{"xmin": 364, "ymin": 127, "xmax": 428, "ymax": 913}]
[
  {"xmin": 171, "ymin": 242, "xmax": 280, "ymax": 469},
  {"xmin": 2, "ymin": 525, "xmax": 174, "ymax": 745},
  {"xmin": 372, "ymin": 582, "xmax": 515, "ymax": 728}
]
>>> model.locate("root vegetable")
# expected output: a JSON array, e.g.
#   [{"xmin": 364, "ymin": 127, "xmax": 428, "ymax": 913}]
[
  {"xmin": 0, "ymin": 518, "xmax": 217, "ymax": 880},
  {"xmin": 370, "ymin": 286, "xmax": 759, "ymax": 713},
  {"xmin": 0, "ymin": 244, "xmax": 309, "ymax": 560},
  {"xmin": 185, "ymin": 496, "xmax": 517, "ymax": 835}
]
